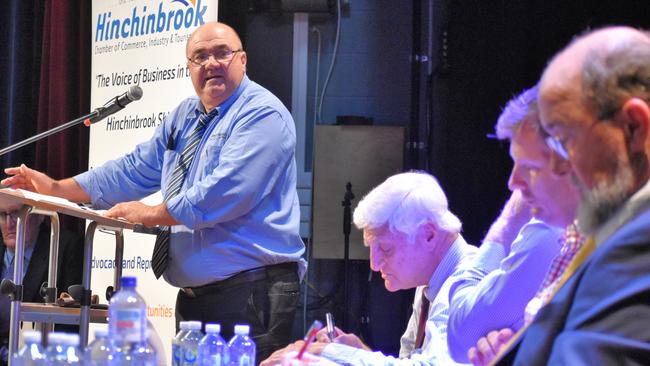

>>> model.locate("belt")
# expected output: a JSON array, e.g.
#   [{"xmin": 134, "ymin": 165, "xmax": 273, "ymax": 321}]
[{"xmin": 182, "ymin": 262, "xmax": 298, "ymax": 298}]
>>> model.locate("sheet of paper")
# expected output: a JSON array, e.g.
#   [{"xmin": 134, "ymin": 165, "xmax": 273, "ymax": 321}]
[{"xmin": 13, "ymin": 188, "xmax": 107, "ymax": 215}]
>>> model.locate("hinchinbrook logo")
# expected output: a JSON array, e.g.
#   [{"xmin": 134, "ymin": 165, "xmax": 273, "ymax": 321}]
[{"xmin": 95, "ymin": 0, "xmax": 207, "ymax": 42}]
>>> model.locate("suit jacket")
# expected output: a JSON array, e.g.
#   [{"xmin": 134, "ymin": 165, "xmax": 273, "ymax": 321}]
[
  {"xmin": 498, "ymin": 204, "xmax": 650, "ymax": 365},
  {"xmin": 0, "ymin": 223, "xmax": 84, "ymax": 340}
]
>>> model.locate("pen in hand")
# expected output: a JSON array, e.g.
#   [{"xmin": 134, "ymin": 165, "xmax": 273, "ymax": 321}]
[
  {"xmin": 297, "ymin": 320, "xmax": 323, "ymax": 360},
  {"xmin": 325, "ymin": 313, "xmax": 335, "ymax": 341}
]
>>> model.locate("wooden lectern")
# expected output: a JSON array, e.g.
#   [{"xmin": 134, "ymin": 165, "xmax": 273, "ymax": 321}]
[{"xmin": 0, "ymin": 188, "xmax": 134, "ymax": 362}]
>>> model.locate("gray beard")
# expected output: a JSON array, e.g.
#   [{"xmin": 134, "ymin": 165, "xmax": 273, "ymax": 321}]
[{"xmin": 577, "ymin": 164, "xmax": 635, "ymax": 235}]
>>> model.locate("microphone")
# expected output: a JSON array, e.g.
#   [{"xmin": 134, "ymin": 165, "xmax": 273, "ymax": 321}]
[{"xmin": 84, "ymin": 85, "xmax": 143, "ymax": 126}]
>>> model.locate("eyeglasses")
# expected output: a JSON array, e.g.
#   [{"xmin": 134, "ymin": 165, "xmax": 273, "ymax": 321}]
[
  {"xmin": 544, "ymin": 135, "xmax": 570, "ymax": 161},
  {"xmin": 187, "ymin": 49, "xmax": 243, "ymax": 67},
  {"xmin": 0, "ymin": 211, "xmax": 18, "ymax": 224}
]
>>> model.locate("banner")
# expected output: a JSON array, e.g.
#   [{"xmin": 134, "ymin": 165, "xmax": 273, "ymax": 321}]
[{"xmin": 89, "ymin": 1, "xmax": 218, "ymax": 362}]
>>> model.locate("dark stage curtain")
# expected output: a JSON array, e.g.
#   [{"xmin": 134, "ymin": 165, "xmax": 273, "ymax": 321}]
[
  {"xmin": 0, "ymin": 1, "xmax": 45, "ymax": 169},
  {"xmin": 1, "ymin": 0, "xmax": 91, "ymax": 231},
  {"xmin": 35, "ymin": 1, "xmax": 91, "ymax": 182}
]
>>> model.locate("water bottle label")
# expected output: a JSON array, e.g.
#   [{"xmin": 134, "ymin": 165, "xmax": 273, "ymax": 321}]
[
  {"xmin": 113, "ymin": 308, "xmax": 144, "ymax": 342},
  {"xmin": 183, "ymin": 348, "xmax": 198, "ymax": 364}
]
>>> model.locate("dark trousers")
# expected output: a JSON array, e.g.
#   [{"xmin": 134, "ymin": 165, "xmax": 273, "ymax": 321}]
[{"xmin": 175, "ymin": 269, "xmax": 300, "ymax": 364}]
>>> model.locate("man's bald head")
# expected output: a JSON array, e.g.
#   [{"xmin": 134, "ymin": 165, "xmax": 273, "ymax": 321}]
[
  {"xmin": 540, "ymin": 27, "xmax": 650, "ymax": 121},
  {"xmin": 185, "ymin": 21, "xmax": 247, "ymax": 111},
  {"xmin": 538, "ymin": 26, "xmax": 650, "ymax": 233},
  {"xmin": 186, "ymin": 22, "xmax": 243, "ymax": 56}
]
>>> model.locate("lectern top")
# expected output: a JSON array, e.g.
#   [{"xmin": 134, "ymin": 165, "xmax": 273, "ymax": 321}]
[{"xmin": 0, "ymin": 188, "xmax": 133, "ymax": 229}]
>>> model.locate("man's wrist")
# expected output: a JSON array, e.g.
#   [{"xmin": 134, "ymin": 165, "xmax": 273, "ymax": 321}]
[{"xmin": 154, "ymin": 203, "xmax": 178, "ymax": 226}]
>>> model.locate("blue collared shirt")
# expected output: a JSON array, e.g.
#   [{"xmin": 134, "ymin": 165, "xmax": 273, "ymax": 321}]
[
  {"xmin": 446, "ymin": 219, "xmax": 562, "ymax": 362},
  {"xmin": 2, "ymin": 244, "xmax": 36, "ymax": 281},
  {"xmin": 75, "ymin": 75, "xmax": 305, "ymax": 287}
]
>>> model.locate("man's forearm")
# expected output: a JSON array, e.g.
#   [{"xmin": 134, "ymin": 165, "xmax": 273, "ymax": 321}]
[{"xmin": 53, "ymin": 178, "xmax": 91, "ymax": 203}]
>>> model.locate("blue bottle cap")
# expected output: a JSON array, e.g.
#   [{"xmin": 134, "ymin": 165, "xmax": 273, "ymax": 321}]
[{"xmin": 121, "ymin": 276, "xmax": 137, "ymax": 287}]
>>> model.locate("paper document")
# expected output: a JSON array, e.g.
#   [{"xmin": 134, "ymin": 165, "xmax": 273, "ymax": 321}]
[{"xmin": 11, "ymin": 188, "xmax": 107, "ymax": 215}]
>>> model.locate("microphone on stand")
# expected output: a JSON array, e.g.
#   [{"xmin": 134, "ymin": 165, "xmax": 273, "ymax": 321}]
[
  {"xmin": 84, "ymin": 85, "xmax": 143, "ymax": 126},
  {"xmin": 0, "ymin": 85, "xmax": 144, "ymax": 157}
]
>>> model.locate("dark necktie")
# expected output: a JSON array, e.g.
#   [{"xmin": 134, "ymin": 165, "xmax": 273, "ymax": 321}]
[
  {"xmin": 151, "ymin": 108, "xmax": 219, "ymax": 279},
  {"xmin": 414, "ymin": 289, "xmax": 429, "ymax": 349}
]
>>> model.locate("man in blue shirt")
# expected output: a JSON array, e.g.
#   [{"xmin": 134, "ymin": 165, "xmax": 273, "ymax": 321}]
[
  {"xmin": 2, "ymin": 21, "xmax": 304, "ymax": 360},
  {"xmin": 446, "ymin": 86, "xmax": 580, "ymax": 363}
]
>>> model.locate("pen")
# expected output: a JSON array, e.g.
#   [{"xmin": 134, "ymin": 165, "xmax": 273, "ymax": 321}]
[
  {"xmin": 297, "ymin": 320, "xmax": 323, "ymax": 360},
  {"xmin": 325, "ymin": 313, "xmax": 335, "ymax": 341}
]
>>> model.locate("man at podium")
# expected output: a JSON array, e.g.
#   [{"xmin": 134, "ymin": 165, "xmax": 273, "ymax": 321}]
[
  {"xmin": 0, "ymin": 198, "xmax": 84, "ymax": 363},
  {"xmin": 1, "ymin": 21, "xmax": 304, "ymax": 360}
]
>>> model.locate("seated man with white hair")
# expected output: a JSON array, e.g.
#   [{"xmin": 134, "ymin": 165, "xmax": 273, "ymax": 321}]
[{"xmin": 262, "ymin": 171, "xmax": 477, "ymax": 366}]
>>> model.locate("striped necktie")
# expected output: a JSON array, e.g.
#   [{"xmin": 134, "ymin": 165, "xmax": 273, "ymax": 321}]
[{"xmin": 151, "ymin": 108, "xmax": 219, "ymax": 279}]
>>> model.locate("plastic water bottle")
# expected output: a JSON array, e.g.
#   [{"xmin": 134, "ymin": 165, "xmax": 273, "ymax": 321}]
[
  {"xmin": 198, "ymin": 324, "xmax": 228, "ymax": 366},
  {"xmin": 63, "ymin": 334, "xmax": 82, "ymax": 364},
  {"xmin": 85, "ymin": 328, "xmax": 111, "ymax": 365},
  {"xmin": 172, "ymin": 321, "xmax": 192, "ymax": 366},
  {"xmin": 129, "ymin": 328, "xmax": 157, "ymax": 366},
  {"xmin": 108, "ymin": 276, "xmax": 154, "ymax": 365},
  {"xmin": 45, "ymin": 333, "xmax": 68, "ymax": 365},
  {"xmin": 228, "ymin": 325, "xmax": 255, "ymax": 366},
  {"xmin": 181, "ymin": 321, "xmax": 203, "ymax": 366},
  {"xmin": 12, "ymin": 330, "xmax": 44, "ymax": 366}
]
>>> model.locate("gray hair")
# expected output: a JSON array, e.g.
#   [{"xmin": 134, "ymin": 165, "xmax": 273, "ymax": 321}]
[
  {"xmin": 495, "ymin": 85, "xmax": 540, "ymax": 140},
  {"xmin": 352, "ymin": 172, "xmax": 462, "ymax": 242},
  {"xmin": 582, "ymin": 33, "xmax": 650, "ymax": 120}
]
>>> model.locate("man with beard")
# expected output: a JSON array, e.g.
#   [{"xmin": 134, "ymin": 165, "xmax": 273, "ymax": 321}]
[{"xmin": 492, "ymin": 26, "xmax": 650, "ymax": 365}]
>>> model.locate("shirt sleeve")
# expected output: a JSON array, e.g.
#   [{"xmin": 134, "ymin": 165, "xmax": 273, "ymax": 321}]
[
  {"xmin": 320, "ymin": 284, "xmax": 465, "ymax": 366},
  {"xmin": 321, "ymin": 343, "xmax": 440, "ymax": 366},
  {"xmin": 446, "ymin": 220, "xmax": 562, "ymax": 362},
  {"xmin": 73, "ymin": 106, "xmax": 178, "ymax": 209},
  {"xmin": 166, "ymin": 106, "xmax": 296, "ymax": 229}
]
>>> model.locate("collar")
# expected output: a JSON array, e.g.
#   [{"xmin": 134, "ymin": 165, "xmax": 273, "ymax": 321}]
[
  {"xmin": 424, "ymin": 234, "xmax": 471, "ymax": 301},
  {"xmin": 4, "ymin": 241, "xmax": 37, "ymax": 268},
  {"xmin": 195, "ymin": 74, "xmax": 249, "ymax": 117}
]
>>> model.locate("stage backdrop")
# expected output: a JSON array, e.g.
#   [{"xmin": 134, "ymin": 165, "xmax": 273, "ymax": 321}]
[{"xmin": 89, "ymin": 0, "xmax": 217, "ymax": 361}]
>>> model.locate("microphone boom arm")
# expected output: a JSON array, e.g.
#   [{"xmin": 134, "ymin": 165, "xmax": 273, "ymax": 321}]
[
  {"xmin": 0, "ymin": 110, "xmax": 100, "ymax": 157},
  {"xmin": 0, "ymin": 86, "xmax": 141, "ymax": 157}
]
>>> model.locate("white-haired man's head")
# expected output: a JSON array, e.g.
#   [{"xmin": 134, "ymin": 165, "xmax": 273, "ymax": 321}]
[
  {"xmin": 353, "ymin": 172, "xmax": 461, "ymax": 291},
  {"xmin": 353, "ymin": 172, "xmax": 461, "ymax": 239}
]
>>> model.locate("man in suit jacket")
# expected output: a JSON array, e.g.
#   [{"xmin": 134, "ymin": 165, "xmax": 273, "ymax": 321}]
[
  {"xmin": 493, "ymin": 26, "xmax": 650, "ymax": 365},
  {"xmin": 0, "ymin": 201, "xmax": 83, "ymax": 363}
]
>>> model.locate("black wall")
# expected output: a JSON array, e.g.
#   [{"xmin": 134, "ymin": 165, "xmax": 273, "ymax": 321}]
[{"xmin": 434, "ymin": 0, "xmax": 650, "ymax": 245}]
